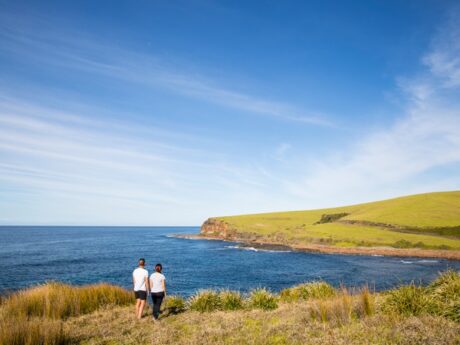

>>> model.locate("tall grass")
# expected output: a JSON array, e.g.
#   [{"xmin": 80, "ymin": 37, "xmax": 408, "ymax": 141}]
[
  {"xmin": 3, "ymin": 282, "xmax": 134, "ymax": 320},
  {"xmin": 1, "ymin": 271, "xmax": 458, "ymax": 345},
  {"xmin": 308, "ymin": 287, "xmax": 376, "ymax": 325},
  {"xmin": 360, "ymin": 286, "xmax": 374, "ymax": 316},
  {"xmin": 0, "ymin": 282, "xmax": 134, "ymax": 345},
  {"xmin": 0, "ymin": 318, "xmax": 70, "ymax": 345}
]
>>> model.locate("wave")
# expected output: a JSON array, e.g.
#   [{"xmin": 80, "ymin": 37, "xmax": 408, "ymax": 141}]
[
  {"xmin": 223, "ymin": 245, "xmax": 291, "ymax": 253},
  {"xmin": 401, "ymin": 259, "xmax": 439, "ymax": 264}
]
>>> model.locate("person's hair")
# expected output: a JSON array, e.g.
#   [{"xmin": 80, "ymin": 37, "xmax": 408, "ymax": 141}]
[
  {"xmin": 138, "ymin": 258, "xmax": 145, "ymax": 266},
  {"xmin": 155, "ymin": 263, "xmax": 162, "ymax": 273}
]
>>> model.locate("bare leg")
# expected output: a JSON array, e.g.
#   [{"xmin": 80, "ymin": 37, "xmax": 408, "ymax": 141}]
[
  {"xmin": 138, "ymin": 300, "xmax": 146, "ymax": 319},
  {"xmin": 135, "ymin": 299, "xmax": 141, "ymax": 319}
]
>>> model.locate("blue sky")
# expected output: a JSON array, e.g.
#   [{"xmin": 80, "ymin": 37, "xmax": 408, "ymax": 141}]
[{"xmin": 1, "ymin": 0, "xmax": 459, "ymax": 225}]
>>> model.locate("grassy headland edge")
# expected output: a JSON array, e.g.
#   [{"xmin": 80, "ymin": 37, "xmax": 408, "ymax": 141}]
[
  {"xmin": 1, "ymin": 270, "xmax": 459, "ymax": 345},
  {"xmin": 198, "ymin": 191, "xmax": 460, "ymax": 260}
]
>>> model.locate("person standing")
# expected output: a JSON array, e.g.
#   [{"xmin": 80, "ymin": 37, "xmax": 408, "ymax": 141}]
[
  {"xmin": 149, "ymin": 263, "xmax": 166, "ymax": 320},
  {"xmin": 132, "ymin": 258, "xmax": 149, "ymax": 320}
]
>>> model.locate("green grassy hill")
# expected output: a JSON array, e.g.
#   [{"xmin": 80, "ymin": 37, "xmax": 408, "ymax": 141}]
[{"xmin": 213, "ymin": 191, "xmax": 460, "ymax": 250}]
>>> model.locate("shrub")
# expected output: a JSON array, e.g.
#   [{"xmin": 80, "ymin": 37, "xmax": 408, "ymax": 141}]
[
  {"xmin": 315, "ymin": 213, "xmax": 349, "ymax": 224},
  {"xmin": 248, "ymin": 288, "xmax": 278, "ymax": 310},
  {"xmin": 383, "ymin": 271, "xmax": 460, "ymax": 321},
  {"xmin": 392, "ymin": 239, "xmax": 413, "ymax": 248},
  {"xmin": 427, "ymin": 269, "xmax": 460, "ymax": 321},
  {"xmin": 188, "ymin": 290, "xmax": 222, "ymax": 312},
  {"xmin": 428, "ymin": 269, "xmax": 460, "ymax": 301},
  {"xmin": 219, "ymin": 290, "xmax": 244, "ymax": 311},
  {"xmin": 382, "ymin": 284, "xmax": 432, "ymax": 316},
  {"xmin": 163, "ymin": 295, "xmax": 186, "ymax": 315},
  {"xmin": 280, "ymin": 281, "xmax": 335, "ymax": 302}
]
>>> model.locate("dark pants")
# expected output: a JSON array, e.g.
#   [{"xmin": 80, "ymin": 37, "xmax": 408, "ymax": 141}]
[{"xmin": 151, "ymin": 292, "xmax": 165, "ymax": 319}]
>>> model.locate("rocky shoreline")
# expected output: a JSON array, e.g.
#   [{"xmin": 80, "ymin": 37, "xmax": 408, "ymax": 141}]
[
  {"xmin": 175, "ymin": 233, "xmax": 460, "ymax": 260},
  {"xmin": 176, "ymin": 218, "xmax": 460, "ymax": 260}
]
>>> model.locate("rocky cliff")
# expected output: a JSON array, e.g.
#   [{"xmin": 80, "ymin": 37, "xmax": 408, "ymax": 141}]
[{"xmin": 200, "ymin": 218, "xmax": 238, "ymax": 239}]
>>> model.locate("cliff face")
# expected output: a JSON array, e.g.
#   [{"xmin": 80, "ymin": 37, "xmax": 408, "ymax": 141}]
[{"xmin": 200, "ymin": 218, "xmax": 238, "ymax": 239}]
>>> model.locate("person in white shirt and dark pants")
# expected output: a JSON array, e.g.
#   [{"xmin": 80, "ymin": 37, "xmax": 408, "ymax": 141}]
[
  {"xmin": 149, "ymin": 263, "xmax": 166, "ymax": 320},
  {"xmin": 132, "ymin": 258, "xmax": 149, "ymax": 320}
]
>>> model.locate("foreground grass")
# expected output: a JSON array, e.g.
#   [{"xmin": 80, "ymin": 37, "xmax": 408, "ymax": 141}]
[
  {"xmin": 1, "ymin": 271, "xmax": 459, "ymax": 345},
  {"xmin": 0, "ymin": 283, "xmax": 133, "ymax": 345},
  {"xmin": 66, "ymin": 304, "xmax": 459, "ymax": 345},
  {"xmin": 213, "ymin": 191, "xmax": 460, "ymax": 249}
]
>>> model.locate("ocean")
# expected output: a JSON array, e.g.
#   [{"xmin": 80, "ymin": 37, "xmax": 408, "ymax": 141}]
[{"xmin": 1, "ymin": 226, "xmax": 458, "ymax": 296}]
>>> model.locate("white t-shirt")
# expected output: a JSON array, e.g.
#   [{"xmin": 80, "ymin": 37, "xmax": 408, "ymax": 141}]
[
  {"xmin": 149, "ymin": 272, "xmax": 166, "ymax": 293},
  {"xmin": 132, "ymin": 267, "xmax": 148, "ymax": 291}
]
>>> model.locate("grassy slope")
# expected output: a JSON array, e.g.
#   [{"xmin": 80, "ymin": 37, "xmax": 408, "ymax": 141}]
[
  {"xmin": 216, "ymin": 191, "xmax": 460, "ymax": 249},
  {"xmin": 66, "ymin": 303, "xmax": 459, "ymax": 345},
  {"xmin": 2, "ymin": 272, "xmax": 459, "ymax": 345}
]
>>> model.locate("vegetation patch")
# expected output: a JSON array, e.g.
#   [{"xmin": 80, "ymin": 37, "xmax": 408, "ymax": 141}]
[
  {"xmin": 163, "ymin": 295, "xmax": 186, "ymax": 315},
  {"xmin": 0, "ymin": 282, "xmax": 134, "ymax": 345},
  {"xmin": 382, "ymin": 270, "xmax": 460, "ymax": 321},
  {"xmin": 188, "ymin": 290, "xmax": 222, "ymax": 312},
  {"xmin": 2, "ymin": 282, "xmax": 134, "ymax": 320},
  {"xmin": 248, "ymin": 288, "xmax": 278, "ymax": 310},
  {"xmin": 219, "ymin": 290, "xmax": 244, "ymax": 311},
  {"xmin": 315, "ymin": 213, "xmax": 350, "ymax": 224},
  {"xmin": 1, "ymin": 271, "xmax": 459, "ymax": 345},
  {"xmin": 280, "ymin": 281, "xmax": 336, "ymax": 302}
]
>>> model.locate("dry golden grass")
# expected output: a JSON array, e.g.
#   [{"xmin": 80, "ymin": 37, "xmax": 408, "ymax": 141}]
[
  {"xmin": 0, "ymin": 282, "xmax": 134, "ymax": 345},
  {"xmin": 0, "ymin": 318, "xmax": 70, "ymax": 345},
  {"xmin": 64, "ymin": 301, "xmax": 460, "ymax": 345},
  {"xmin": 1, "ymin": 272, "xmax": 459, "ymax": 345}
]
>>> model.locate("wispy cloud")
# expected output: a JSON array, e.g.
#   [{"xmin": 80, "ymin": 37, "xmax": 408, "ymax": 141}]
[
  {"xmin": 0, "ymin": 10, "xmax": 331, "ymax": 126},
  {"xmin": 0, "ymin": 96, "xmax": 281, "ymax": 224},
  {"xmin": 284, "ymin": 13, "xmax": 460, "ymax": 206},
  {"xmin": 1, "ymin": 6, "xmax": 459, "ymax": 225}
]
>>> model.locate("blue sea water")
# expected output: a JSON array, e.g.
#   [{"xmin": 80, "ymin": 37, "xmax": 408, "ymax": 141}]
[{"xmin": 0, "ymin": 226, "xmax": 459, "ymax": 296}]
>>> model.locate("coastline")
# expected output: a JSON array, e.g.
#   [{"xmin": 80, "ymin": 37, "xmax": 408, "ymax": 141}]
[{"xmin": 174, "ymin": 234, "xmax": 460, "ymax": 260}]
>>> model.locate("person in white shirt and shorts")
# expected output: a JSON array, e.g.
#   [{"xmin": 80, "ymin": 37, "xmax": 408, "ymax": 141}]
[
  {"xmin": 149, "ymin": 263, "xmax": 166, "ymax": 320},
  {"xmin": 132, "ymin": 258, "xmax": 149, "ymax": 320}
]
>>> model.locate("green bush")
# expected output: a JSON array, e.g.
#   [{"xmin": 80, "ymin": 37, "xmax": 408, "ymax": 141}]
[
  {"xmin": 280, "ymin": 281, "xmax": 336, "ymax": 302},
  {"xmin": 428, "ymin": 270, "xmax": 460, "ymax": 300},
  {"xmin": 163, "ymin": 295, "xmax": 186, "ymax": 315},
  {"xmin": 219, "ymin": 290, "xmax": 244, "ymax": 311},
  {"xmin": 383, "ymin": 271, "xmax": 460, "ymax": 321},
  {"xmin": 315, "ymin": 213, "xmax": 349, "ymax": 224},
  {"xmin": 427, "ymin": 269, "xmax": 460, "ymax": 321},
  {"xmin": 392, "ymin": 239, "xmax": 413, "ymax": 248},
  {"xmin": 382, "ymin": 284, "xmax": 432, "ymax": 316},
  {"xmin": 188, "ymin": 290, "xmax": 222, "ymax": 312},
  {"xmin": 248, "ymin": 288, "xmax": 278, "ymax": 310}
]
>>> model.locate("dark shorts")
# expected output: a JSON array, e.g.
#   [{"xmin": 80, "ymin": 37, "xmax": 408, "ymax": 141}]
[{"xmin": 134, "ymin": 290, "xmax": 147, "ymax": 300}]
